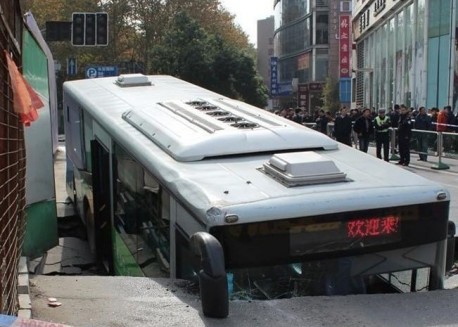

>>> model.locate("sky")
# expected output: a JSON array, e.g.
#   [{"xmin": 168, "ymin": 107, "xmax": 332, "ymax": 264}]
[{"xmin": 219, "ymin": 0, "xmax": 274, "ymax": 46}]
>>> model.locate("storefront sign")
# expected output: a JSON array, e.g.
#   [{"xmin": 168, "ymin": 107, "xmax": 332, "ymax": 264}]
[
  {"xmin": 297, "ymin": 53, "xmax": 310, "ymax": 71},
  {"xmin": 297, "ymin": 84, "xmax": 308, "ymax": 109},
  {"xmin": 339, "ymin": 15, "xmax": 351, "ymax": 78},
  {"xmin": 270, "ymin": 57, "xmax": 278, "ymax": 96}
]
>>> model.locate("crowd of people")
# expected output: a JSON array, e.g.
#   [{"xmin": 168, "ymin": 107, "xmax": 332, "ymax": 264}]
[{"xmin": 274, "ymin": 104, "xmax": 458, "ymax": 167}]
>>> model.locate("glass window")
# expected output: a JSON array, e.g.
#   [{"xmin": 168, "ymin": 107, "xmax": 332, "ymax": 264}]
[
  {"xmin": 395, "ymin": 11, "xmax": 404, "ymax": 105},
  {"xmin": 65, "ymin": 104, "xmax": 85, "ymax": 170},
  {"xmin": 279, "ymin": 57, "xmax": 298, "ymax": 82},
  {"xmin": 315, "ymin": 49, "xmax": 328, "ymax": 81},
  {"xmin": 83, "ymin": 112, "xmax": 93, "ymax": 172},
  {"xmin": 428, "ymin": 0, "xmax": 451, "ymax": 38},
  {"xmin": 414, "ymin": 0, "xmax": 426, "ymax": 106},
  {"xmin": 404, "ymin": 4, "xmax": 414, "ymax": 107},
  {"xmin": 316, "ymin": 14, "xmax": 328, "ymax": 44},
  {"xmin": 380, "ymin": 24, "xmax": 387, "ymax": 109},
  {"xmin": 113, "ymin": 144, "xmax": 170, "ymax": 278},
  {"xmin": 427, "ymin": 0, "xmax": 451, "ymax": 108},
  {"xmin": 387, "ymin": 18, "xmax": 395, "ymax": 108},
  {"xmin": 275, "ymin": 0, "xmax": 310, "ymax": 30},
  {"xmin": 275, "ymin": 18, "xmax": 311, "ymax": 57}
]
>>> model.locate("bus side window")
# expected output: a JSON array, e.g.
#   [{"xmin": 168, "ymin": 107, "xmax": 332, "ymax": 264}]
[
  {"xmin": 65, "ymin": 104, "xmax": 85, "ymax": 170},
  {"xmin": 140, "ymin": 172, "xmax": 170, "ymax": 276},
  {"xmin": 113, "ymin": 143, "xmax": 171, "ymax": 277}
]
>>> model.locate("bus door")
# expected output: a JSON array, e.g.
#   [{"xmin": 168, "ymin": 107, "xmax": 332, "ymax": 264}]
[{"xmin": 91, "ymin": 139, "xmax": 114, "ymax": 274}]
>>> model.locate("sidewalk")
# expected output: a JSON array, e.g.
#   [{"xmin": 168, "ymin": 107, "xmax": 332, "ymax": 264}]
[{"xmin": 366, "ymin": 146, "xmax": 458, "ymax": 173}]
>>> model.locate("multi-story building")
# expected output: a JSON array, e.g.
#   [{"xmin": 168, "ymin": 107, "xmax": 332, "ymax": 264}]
[
  {"xmin": 257, "ymin": 16, "xmax": 275, "ymax": 98},
  {"xmin": 353, "ymin": 0, "xmax": 458, "ymax": 112},
  {"xmin": 273, "ymin": 0, "xmax": 352, "ymax": 111}
]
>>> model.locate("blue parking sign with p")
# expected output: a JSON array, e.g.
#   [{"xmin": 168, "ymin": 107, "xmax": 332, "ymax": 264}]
[{"xmin": 85, "ymin": 66, "xmax": 118, "ymax": 79}]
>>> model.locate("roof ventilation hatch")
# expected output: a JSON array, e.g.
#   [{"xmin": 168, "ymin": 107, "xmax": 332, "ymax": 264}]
[
  {"xmin": 115, "ymin": 74, "xmax": 152, "ymax": 87},
  {"xmin": 262, "ymin": 152, "xmax": 347, "ymax": 187}
]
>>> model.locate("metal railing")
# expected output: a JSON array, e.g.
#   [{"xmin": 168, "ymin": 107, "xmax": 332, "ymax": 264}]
[
  {"xmin": 304, "ymin": 122, "xmax": 456, "ymax": 170},
  {"xmin": 0, "ymin": 1, "xmax": 27, "ymax": 316}
]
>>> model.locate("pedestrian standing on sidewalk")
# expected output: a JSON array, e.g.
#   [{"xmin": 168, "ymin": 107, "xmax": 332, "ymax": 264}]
[
  {"xmin": 390, "ymin": 104, "xmax": 400, "ymax": 153},
  {"xmin": 353, "ymin": 108, "xmax": 374, "ymax": 153},
  {"xmin": 373, "ymin": 108, "xmax": 391, "ymax": 161},
  {"xmin": 315, "ymin": 109, "xmax": 329, "ymax": 134},
  {"xmin": 333, "ymin": 106, "xmax": 352, "ymax": 146},
  {"xmin": 397, "ymin": 105, "xmax": 412, "ymax": 166},
  {"xmin": 414, "ymin": 106, "xmax": 431, "ymax": 161}
]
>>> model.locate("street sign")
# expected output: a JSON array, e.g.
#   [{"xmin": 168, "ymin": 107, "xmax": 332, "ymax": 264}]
[
  {"xmin": 270, "ymin": 57, "xmax": 278, "ymax": 96},
  {"xmin": 85, "ymin": 66, "xmax": 118, "ymax": 79},
  {"xmin": 67, "ymin": 57, "xmax": 77, "ymax": 76}
]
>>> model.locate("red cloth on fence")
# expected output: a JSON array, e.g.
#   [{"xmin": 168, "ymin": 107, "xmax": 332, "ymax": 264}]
[
  {"xmin": 436, "ymin": 110, "xmax": 448, "ymax": 132},
  {"xmin": 4, "ymin": 50, "xmax": 44, "ymax": 126}
]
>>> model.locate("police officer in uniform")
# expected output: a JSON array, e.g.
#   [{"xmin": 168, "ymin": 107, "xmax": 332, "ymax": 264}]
[{"xmin": 374, "ymin": 108, "xmax": 391, "ymax": 161}]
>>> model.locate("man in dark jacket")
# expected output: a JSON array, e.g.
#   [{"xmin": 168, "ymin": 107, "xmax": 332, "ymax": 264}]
[
  {"xmin": 315, "ymin": 109, "xmax": 329, "ymax": 134},
  {"xmin": 353, "ymin": 108, "xmax": 374, "ymax": 153},
  {"xmin": 414, "ymin": 106, "xmax": 431, "ymax": 161},
  {"xmin": 390, "ymin": 104, "xmax": 400, "ymax": 153},
  {"xmin": 397, "ymin": 105, "xmax": 412, "ymax": 166},
  {"xmin": 333, "ymin": 106, "xmax": 352, "ymax": 146}
]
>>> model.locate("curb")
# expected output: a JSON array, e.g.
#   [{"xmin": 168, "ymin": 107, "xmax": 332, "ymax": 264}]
[{"xmin": 17, "ymin": 256, "xmax": 31, "ymax": 319}]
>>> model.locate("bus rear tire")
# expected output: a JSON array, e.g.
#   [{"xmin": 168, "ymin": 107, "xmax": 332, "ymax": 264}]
[{"xmin": 84, "ymin": 202, "xmax": 96, "ymax": 254}]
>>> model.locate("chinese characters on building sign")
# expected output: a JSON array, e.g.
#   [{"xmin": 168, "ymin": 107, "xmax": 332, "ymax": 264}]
[
  {"xmin": 339, "ymin": 15, "xmax": 351, "ymax": 78},
  {"xmin": 347, "ymin": 216, "xmax": 400, "ymax": 238},
  {"xmin": 297, "ymin": 84, "xmax": 308, "ymax": 108},
  {"xmin": 374, "ymin": 0, "xmax": 386, "ymax": 17},
  {"xmin": 359, "ymin": 9, "xmax": 370, "ymax": 33},
  {"xmin": 270, "ymin": 57, "xmax": 278, "ymax": 96},
  {"xmin": 330, "ymin": 2, "xmax": 339, "ymax": 37}
]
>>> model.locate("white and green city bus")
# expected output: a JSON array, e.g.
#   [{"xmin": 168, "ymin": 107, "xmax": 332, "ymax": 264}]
[{"xmin": 64, "ymin": 74, "xmax": 450, "ymax": 318}]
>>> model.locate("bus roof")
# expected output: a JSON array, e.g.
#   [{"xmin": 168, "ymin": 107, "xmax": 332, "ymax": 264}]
[
  {"xmin": 63, "ymin": 75, "xmax": 449, "ymax": 227},
  {"xmin": 64, "ymin": 75, "xmax": 337, "ymax": 162}
]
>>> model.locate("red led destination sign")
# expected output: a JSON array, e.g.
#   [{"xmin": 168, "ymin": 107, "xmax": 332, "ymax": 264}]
[{"xmin": 347, "ymin": 215, "xmax": 400, "ymax": 239}]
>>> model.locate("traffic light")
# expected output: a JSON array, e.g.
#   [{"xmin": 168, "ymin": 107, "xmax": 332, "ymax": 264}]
[
  {"xmin": 96, "ymin": 13, "xmax": 109, "ymax": 46},
  {"xmin": 85, "ymin": 13, "xmax": 96, "ymax": 46},
  {"xmin": 72, "ymin": 13, "xmax": 85, "ymax": 46},
  {"xmin": 72, "ymin": 12, "xmax": 108, "ymax": 46}
]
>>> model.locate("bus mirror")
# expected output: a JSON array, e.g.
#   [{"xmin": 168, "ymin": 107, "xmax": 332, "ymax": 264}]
[{"xmin": 190, "ymin": 232, "xmax": 228, "ymax": 318}]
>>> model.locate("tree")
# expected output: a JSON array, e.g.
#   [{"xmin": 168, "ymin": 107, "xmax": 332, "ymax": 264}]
[
  {"xmin": 20, "ymin": 0, "xmax": 266, "ymax": 106},
  {"xmin": 322, "ymin": 76, "xmax": 340, "ymax": 114},
  {"xmin": 151, "ymin": 13, "xmax": 267, "ymax": 108},
  {"xmin": 151, "ymin": 12, "xmax": 216, "ymax": 84}
]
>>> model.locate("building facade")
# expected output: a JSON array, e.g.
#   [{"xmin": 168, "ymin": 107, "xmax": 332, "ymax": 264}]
[
  {"xmin": 257, "ymin": 16, "xmax": 275, "ymax": 96},
  {"xmin": 353, "ymin": 0, "xmax": 458, "ymax": 112},
  {"xmin": 273, "ymin": 0, "xmax": 352, "ymax": 111}
]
